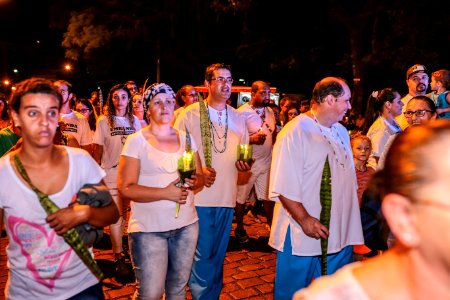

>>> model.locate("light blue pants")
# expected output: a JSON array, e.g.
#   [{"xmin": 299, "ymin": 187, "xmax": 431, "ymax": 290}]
[
  {"xmin": 129, "ymin": 222, "xmax": 199, "ymax": 300},
  {"xmin": 274, "ymin": 227, "xmax": 353, "ymax": 300},
  {"xmin": 188, "ymin": 207, "xmax": 234, "ymax": 300}
]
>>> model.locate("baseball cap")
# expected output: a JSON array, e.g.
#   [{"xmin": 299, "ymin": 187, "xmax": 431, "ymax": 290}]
[{"xmin": 406, "ymin": 64, "xmax": 428, "ymax": 80}]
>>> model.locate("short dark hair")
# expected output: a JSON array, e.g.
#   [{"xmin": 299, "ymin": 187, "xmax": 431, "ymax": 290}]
[
  {"xmin": 311, "ymin": 77, "xmax": 347, "ymax": 104},
  {"xmin": 205, "ymin": 63, "xmax": 231, "ymax": 82},
  {"xmin": 176, "ymin": 85, "xmax": 194, "ymax": 107},
  {"xmin": 10, "ymin": 78, "xmax": 63, "ymax": 113},
  {"xmin": 53, "ymin": 79, "xmax": 73, "ymax": 94},
  {"xmin": 408, "ymin": 95, "xmax": 436, "ymax": 113}
]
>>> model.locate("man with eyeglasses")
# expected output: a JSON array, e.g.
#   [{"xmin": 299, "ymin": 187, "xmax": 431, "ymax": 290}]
[
  {"xmin": 395, "ymin": 64, "xmax": 429, "ymax": 130},
  {"xmin": 174, "ymin": 63, "xmax": 251, "ymax": 299},
  {"xmin": 54, "ymin": 80, "xmax": 93, "ymax": 155}
]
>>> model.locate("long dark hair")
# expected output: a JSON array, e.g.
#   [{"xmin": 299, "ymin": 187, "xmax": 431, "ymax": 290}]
[
  {"xmin": 0, "ymin": 96, "xmax": 9, "ymax": 121},
  {"xmin": 76, "ymin": 98, "xmax": 97, "ymax": 131},
  {"xmin": 105, "ymin": 83, "xmax": 135, "ymax": 130},
  {"xmin": 362, "ymin": 88, "xmax": 399, "ymax": 134}
]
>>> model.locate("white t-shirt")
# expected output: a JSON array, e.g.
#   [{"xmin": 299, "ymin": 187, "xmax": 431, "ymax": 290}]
[
  {"xmin": 0, "ymin": 147, "xmax": 105, "ymax": 299},
  {"xmin": 171, "ymin": 106, "xmax": 185, "ymax": 126},
  {"xmin": 174, "ymin": 102, "xmax": 249, "ymax": 207},
  {"xmin": 293, "ymin": 262, "xmax": 370, "ymax": 300},
  {"xmin": 237, "ymin": 103, "xmax": 275, "ymax": 168},
  {"xmin": 93, "ymin": 115, "xmax": 141, "ymax": 169},
  {"xmin": 60, "ymin": 111, "xmax": 93, "ymax": 146},
  {"xmin": 366, "ymin": 116, "xmax": 401, "ymax": 169},
  {"xmin": 121, "ymin": 130, "xmax": 199, "ymax": 232},
  {"xmin": 269, "ymin": 114, "xmax": 363, "ymax": 255}
]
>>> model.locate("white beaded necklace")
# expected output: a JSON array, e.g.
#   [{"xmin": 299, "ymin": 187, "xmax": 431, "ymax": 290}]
[
  {"xmin": 206, "ymin": 103, "xmax": 228, "ymax": 153},
  {"xmin": 311, "ymin": 110, "xmax": 348, "ymax": 169}
]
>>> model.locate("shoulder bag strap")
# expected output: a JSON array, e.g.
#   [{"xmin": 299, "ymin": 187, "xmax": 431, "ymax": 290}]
[{"xmin": 13, "ymin": 154, "xmax": 104, "ymax": 280}]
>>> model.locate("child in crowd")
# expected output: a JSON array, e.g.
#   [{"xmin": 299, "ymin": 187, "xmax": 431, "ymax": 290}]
[
  {"xmin": 350, "ymin": 132, "xmax": 376, "ymax": 260},
  {"xmin": 429, "ymin": 69, "xmax": 450, "ymax": 119}
]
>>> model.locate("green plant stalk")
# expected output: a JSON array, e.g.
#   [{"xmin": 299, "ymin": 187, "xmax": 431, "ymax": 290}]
[
  {"xmin": 199, "ymin": 99, "xmax": 212, "ymax": 167},
  {"xmin": 37, "ymin": 190, "xmax": 104, "ymax": 280},
  {"xmin": 319, "ymin": 156, "xmax": 332, "ymax": 276},
  {"xmin": 175, "ymin": 178, "xmax": 185, "ymax": 218},
  {"xmin": 13, "ymin": 155, "xmax": 104, "ymax": 280},
  {"xmin": 175, "ymin": 128, "xmax": 192, "ymax": 218}
]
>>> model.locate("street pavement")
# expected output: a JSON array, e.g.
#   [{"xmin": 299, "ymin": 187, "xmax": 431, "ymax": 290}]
[{"xmin": 0, "ymin": 206, "xmax": 276, "ymax": 300}]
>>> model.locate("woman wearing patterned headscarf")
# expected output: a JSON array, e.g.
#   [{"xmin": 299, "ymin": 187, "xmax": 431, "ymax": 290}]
[
  {"xmin": 92, "ymin": 83, "xmax": 141, "ymax": 278},
  {"xmin": 118, "ymin": 83, "xmax": 204, "ymax": 299}
]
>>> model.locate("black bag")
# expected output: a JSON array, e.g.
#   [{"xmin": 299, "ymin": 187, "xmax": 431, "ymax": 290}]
[
  {"xmin": 360, "ymin": 173, "xmax": 390, "ymax": 251},
  {"xmin": 71, "ymin": 183, "xmax": 113, "ymax": 247}
]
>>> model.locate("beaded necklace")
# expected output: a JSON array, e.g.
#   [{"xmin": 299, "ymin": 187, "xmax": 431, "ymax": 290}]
[
  {"xmin": 206, "ymin": 103, "xmax": 228, "ymax": 153},
  {"xmin": 249, "ymin": 104, "xmax": 273, "ymax": 134},
  {"xmin": 311, "ymin": 111, "xmax": 348, "ymax": 169}
]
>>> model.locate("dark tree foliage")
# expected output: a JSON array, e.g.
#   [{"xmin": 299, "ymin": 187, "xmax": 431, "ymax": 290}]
[{"xmin": 46, "ymin": 0, "xmax": 449, "ymax": 113}]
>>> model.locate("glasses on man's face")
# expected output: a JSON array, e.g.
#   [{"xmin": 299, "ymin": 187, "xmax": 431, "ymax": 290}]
[
  {"xmin": 211, "ymin": 77, "xmax": 233, "ymax": 84},
  {"xmin": 403, "ymin": 109, "xmax": 433, "ymax": 118}
]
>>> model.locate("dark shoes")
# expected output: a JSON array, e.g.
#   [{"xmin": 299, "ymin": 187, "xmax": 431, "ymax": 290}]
[
  {"xmin": 235, "ymin": 227, "xmax": 250, "ymax": 244},
  {"xmin": 248, "ymin": 200, "xmax": 265, "ymax": 218},
  {"xmin": 114, "ymin": 255, "xmax": 131, "ymax": 278}
]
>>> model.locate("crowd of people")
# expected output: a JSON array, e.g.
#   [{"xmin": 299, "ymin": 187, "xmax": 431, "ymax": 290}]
[{"xmin": 0, "ymin": 62, "xmax": 449, "ymax": 299}]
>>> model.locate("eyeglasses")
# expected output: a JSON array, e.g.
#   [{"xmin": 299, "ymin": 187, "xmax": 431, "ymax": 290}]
[
  {"xmin": 76, "ymin": 108, "xmax": 90, "ymax": 114},
  {"xmin": 403, "ymin": 109, "xmax": 433, "ymax": 118},
  {"xmin": 211, "ymin": 77, "xmax": 233, "ymax": 84}
]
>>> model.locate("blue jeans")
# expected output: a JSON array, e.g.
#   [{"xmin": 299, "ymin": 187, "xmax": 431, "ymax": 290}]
[
  {"xmin": 68, "ymin": 282, "xmax": 104, "ymax": 300},
  {"xmin": 129, "ymin": 222, "xmax": 199, "ymax": 300}
]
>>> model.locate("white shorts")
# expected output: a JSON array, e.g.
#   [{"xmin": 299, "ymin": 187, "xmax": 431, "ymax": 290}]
[{"xmin": 236, "ymin": 162, "xmax": 270, "ymax": 204}]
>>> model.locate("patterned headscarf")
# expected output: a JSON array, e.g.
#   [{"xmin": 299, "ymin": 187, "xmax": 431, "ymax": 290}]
[{"xmin": 143, "ymin": 83, "xmax": 176, "ymax": 107}]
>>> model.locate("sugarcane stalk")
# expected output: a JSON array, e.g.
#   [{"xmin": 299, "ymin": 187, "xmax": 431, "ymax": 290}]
[
  {"xmin": 199, "ymin": 99, "xmax": 212, "ymax": 167},
  {"xmin": 319, "ymin": 156, "xmax": 332, "ymax": 275}
]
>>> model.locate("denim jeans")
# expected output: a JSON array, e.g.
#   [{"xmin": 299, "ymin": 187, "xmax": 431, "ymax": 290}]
[
  {"xmin": 129, "ymin": 222, "xmax": 199, "ymax": 300},
  {"xmin": 67, "ymin": 282, "xmax": 105, "ymax": 300}
]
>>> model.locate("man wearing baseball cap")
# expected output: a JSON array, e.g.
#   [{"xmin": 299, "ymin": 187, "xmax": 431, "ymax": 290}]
[{"xmin": 395, "ymin": 64, "xmax": 429, "ymax": 130}]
